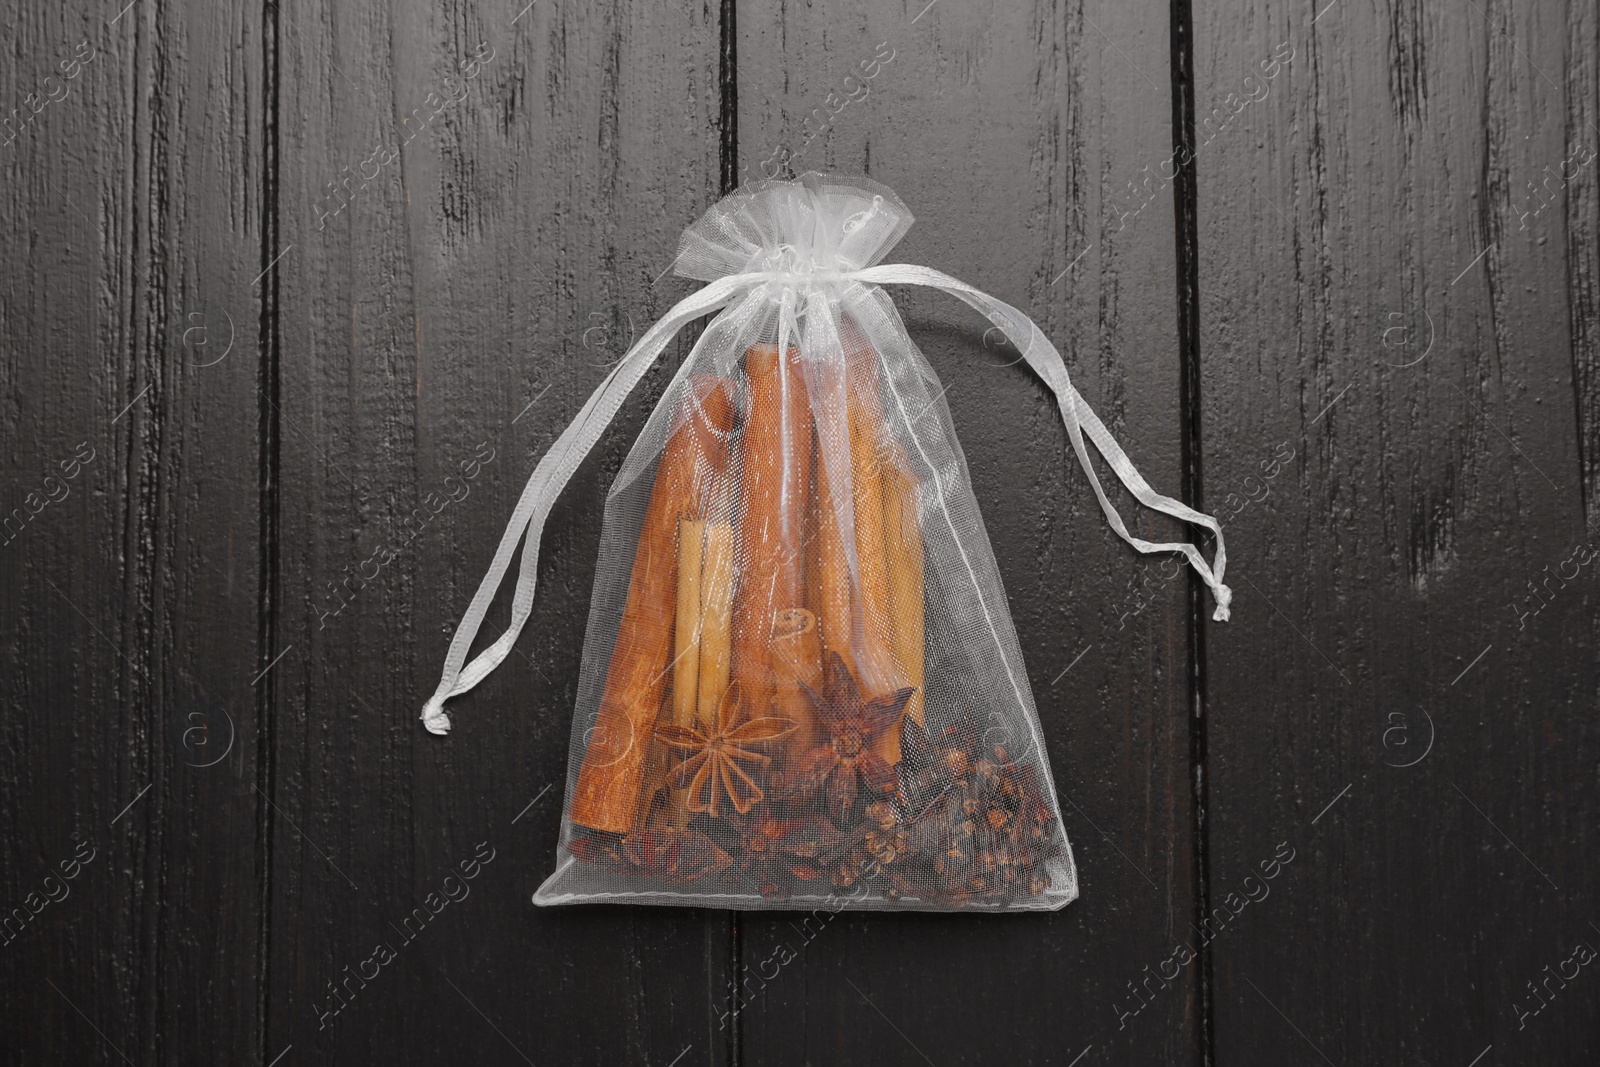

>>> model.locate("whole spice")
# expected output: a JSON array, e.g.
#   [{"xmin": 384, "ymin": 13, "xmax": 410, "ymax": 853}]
[
  {"xmin": 567, "ymin": 828, "xmax": 734, "ymax": 885},
  {"xmin": 570, "ymin": 376, "xmax": 735, "ymax": 833},
  {"xmin": 843, "ymin": 334, "xmax": 897, "ymax": 706},
  {"xmin": 807, "ymin": 351, "xmax": 858, "ymax": 678},
  {"xmin": 887, "ymin": 724, "xmax": 1062, "ymax": 904},
  {"xmin": 731, "ymin": 344, "xmax": 813, "ymax": 720},
  {"xmin": 695, "ymin": 521, "xmax": 736, "ymax": 726},
  {"xmin": 662, "ymin": 518, "xmax": 708, "ymax": 827},
  {"xmin": 769, "ymin": 607, "xmax": 822, "ymax": 749},
  {"xmin": 654, "ymin": 684, "xmax": 797, "ymax": 818},
  {"xmin": 882, "ymin": 451, "xmax": 926, "ymax": 736},
  {"xmin": 724, "ymin": 814, "xmax": 850, "ymax": 899},
  {"xmin": 673, "ymin": 519, "xmax": 707, "ymax": 729},
  {"xmin": 778, "ymin": 652, "xmax": 913, "ymax": 826}
]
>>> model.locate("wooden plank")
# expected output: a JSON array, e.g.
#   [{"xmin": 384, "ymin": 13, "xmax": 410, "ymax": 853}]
[
  {"xmin": 268, "ymin": 0, "xmax": 729, "ymax": 1060},
  {"xmin": 0, "ymin": 2, "xmax": 269, "ymax": 1063},
  {"xmin": 734, "ymin": 2, "xmax": 1203, "ymax": 1064},
  {"xmin": 1194, "ymin": 1, "xmax": 1600, "ymax": 1063}
]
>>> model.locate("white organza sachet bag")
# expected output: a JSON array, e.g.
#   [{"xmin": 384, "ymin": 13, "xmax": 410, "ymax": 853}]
[{"xmin": 422, "ymin": 174, "xmax": 1231, "ymax": 911}]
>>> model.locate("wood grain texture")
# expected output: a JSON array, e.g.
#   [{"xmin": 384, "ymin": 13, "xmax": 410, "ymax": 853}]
[
  {"xmin": 0, "ymin": 2, "xmax": 270, "ymax": 1063},
  {"xmin": 734, "ymin": 1, "xmax": 1201, "ymax": 1064},
  {"xmin": 1194, "ymin": 1, "xmax": 1600, "ymax": 1063},
  {"xmin": 268, "ymin": 0, "xmax": 727, "ymax": 1061}
]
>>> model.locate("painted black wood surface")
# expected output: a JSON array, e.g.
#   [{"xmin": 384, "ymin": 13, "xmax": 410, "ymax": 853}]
[{"xmin": 1, "ymin": 1, "xmax": 1594, "ymax": 1064}]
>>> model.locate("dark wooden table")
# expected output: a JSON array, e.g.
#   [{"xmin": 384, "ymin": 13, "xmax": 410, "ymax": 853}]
[{"xmin": 4, "ymin": 0, "xmax": 1597, "ymax": 1063}]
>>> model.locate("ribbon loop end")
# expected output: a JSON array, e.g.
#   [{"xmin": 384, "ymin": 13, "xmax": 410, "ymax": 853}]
[{"xmin": 422, "ymin": 699, "xmax": 452, "ymax": 735}]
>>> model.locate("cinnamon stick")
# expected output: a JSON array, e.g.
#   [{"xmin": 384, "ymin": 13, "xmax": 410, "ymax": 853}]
[
  {"xmin": 673, "ymin": 519, "xmax": 707, "ymax": 729},
  {"xmin": 730, "ymin": 344, "xmax": 812, "ymax": 723},
  {"xmin": 883, "ymin": 456, "xmax": 926, "ymax": 734},
  {"xmin": 570, "ymin": 376, "xmax": 734, "ymax": 834},
  {"xmin": 807, "ymin": 359, "xmax": 857, "ymax": 678},
  {"xmin": 696, "ymin": 522, "xmax": 735, "ymax": 729},
  {"xmin": 769, "ymin": 607, "xmax": 822, "ymax": 749},
  {"xmin": 844, "ymin": 338, "xmax": 899, "ymax": 730},
  {"xmin": 658, "ymin": 519, "xmax": 708, "ymax": 827}
]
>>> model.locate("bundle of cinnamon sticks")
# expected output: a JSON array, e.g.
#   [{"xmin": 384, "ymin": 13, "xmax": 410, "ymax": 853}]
[{"xmin": 569, "ymin": 336, "xmax": 926, "ymax": 836}]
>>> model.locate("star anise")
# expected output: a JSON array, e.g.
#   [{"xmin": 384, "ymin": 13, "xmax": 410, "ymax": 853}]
[
  {"xmin": 654, "ymin": 683, "xmax": 797, "ymax": 818},
  {"xmin": 778, "ymin": 652, "xmax": 914, "ymax": 825}
]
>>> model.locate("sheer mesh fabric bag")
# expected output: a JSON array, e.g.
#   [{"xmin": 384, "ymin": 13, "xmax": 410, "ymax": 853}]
[{"xmin": 422, "ymin": 174, "xmax": 1231, "ymax": 911}]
